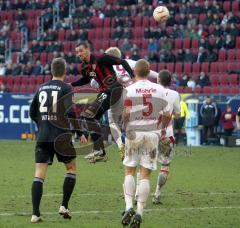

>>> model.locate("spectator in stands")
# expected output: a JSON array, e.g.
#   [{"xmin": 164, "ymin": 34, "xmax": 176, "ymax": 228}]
[
  {"xmin": 0, "ymin": 63, "xmax": 6, "ymax": 75},
  {"xmin": 5, "ymin": 64, "xmax": 12, "ymax": 75},
  {"xmin": 148, "ymin": 38, "xmax": 159, "ymax": 53},
  {"xmin": 214, "ymin": 37, "xmax": 224, "ymax": 49},
  {"xmin": 43, "ymin": 64, "xmax": 50, "ymax": 75},
  {"xmin": 187, "ymin": 76, "xmax": 196, "ymax": 90},
  {"xmin": 178, "ymin": 13, "xmax": 188, "ymax": 26},
  {"xmin": 213, "ymin": 24, "xmax": 222, "ymax": 37},
  {"xmin": 79, "ymin": 29, "xmax": 88, "ymax": 41},
  {"xmin": 12, "ymin": 63, "xmax": 22, "ymax": 76},
  {"xmin": 121, "ymin": 6, "xmax": 130, "ymax": 17},
  {"xmin": 122, "ymin": 28, "xmax": 132, "ymax": 39},
  {"xmin": 16, "ymin": 9, "xmax": 26, "ymax": 21},
  {"xmin": 223, "ymin": 35, "xmax": 236, "ymax": 49},
  {"xmin": 69, "ymin": 30, "xmax": 78, "ymax": 41},
  {"xmin": 172, "ymin": 73, "xmax": 180, "ymax": 89},
  {"xmin": 32, "ymin": 61, "xmax": 43, "ymax": 75},
  {"xmin": 132, "ymin": 50, "xmax": 141, "ymax": 61},
  {"xmin": 38, "ymin": 41, "xmax": 46, "ymax": 52},
  {"xmin": 200, "ymin": 97, "xmax": 218, "ymax": 145},
  {"xmin": 0, "ymin": 31, "xmax": 8, "ymax": 42},
  {"xmin": 204, "ymin": 11, "xmax": 213, "ymax": 25},
  {"xmin": 161, "ymin": 37, "xmax": 172, "ymax": 51},
  {"xmin": 229, "ymin": 23, "xmax": 239, "ymax": 37},
  {"xmin": 31, "ymin": 40, "xmax": 40, "ymax": 53},
  {"xmin": 23, "ymin": 62, "xmax": 33, "ymax": 75},
  {"xmin": 154, "ymin": 28, "xmax": 167, "ymax": 39},
  {"xmin": 53, "ymin": 41, "xmax": 63, "ymax": 52},
  {"xmin": 207, "ymin": 48, "xmax": 218, "ymax": 62},
  {"xmin": 81, "ymin": 18, "xmax": 93, "ymax": 29},
  {"xmin": 45, "ymin": 41, "xmax": 55, "ymax": 52},
  {"xmin": 143, "ymin": 27, "xmax": 152, "ymax": 39},
  {"xmin": 212, "ymin": 14, "xmax": 221, "ymax": 25},
  {"xmin": 222, "ymin": 12, "xmax": 240, "ymax": 25},
  {"xmin": 197, "ymin": 24, "xmax": 208, "ymax": 37},
  {"xmin": 114, "ymin": 18, "xmax": 124, "ymax": 27},
  {"xmin": 166, "ymin": 15, "xmax": 176, "ymax": 27},
  {"xmin": 120, "ymin": 39, "xmax": 132, "ymax": 53},
  {"xmin": 197, "ymin": 47, "xmax": 208, "ymax": 63},
  {"xmin": 0, "ymin": 20, "xmax": 10, "ymax": 33},
  {"xmin": 46, "ymin": 29, "xmax": 57, "ymax": 41},
  {"xmin": 104, "ymin": 5, "xmax": 115, "ymax": 17},
  {"xmin": 184, "ymin": 49, "xmax": 197, "ymax": 63},
  {"xmin": 221, "ymin": 105, "xmax": 236, "ymax": 136},
  {"xmin": 191, "ymin": 1, "xmax": 203, "ymax": 14},
  {"xmin": 41, "ymin": 8, "xmax": 53, "ymax": 30},
  {"xmin": 179, "ymin": 74, "xmax": 189, "ymax": 87},
  {"xmin": 0, "ymin": 41, "xmax": 5, "ymax": 56},
  {"xmin": 130, "ymin": 44, "xmax": 139, "ymax": 53},
  {"xmin": 187, "ymin": 14, "xmax": 197, "ymax": 27},
  {"xmin": 112, "ymin": 26, "xmax": 123, "ymax": 40},
  {"xmin": 177, "ymin": 49, "xmax": 185, "ymax": 62},
  {"xmin": 197, "ymin": 72, "xmax": 210, "ymax": 88}
]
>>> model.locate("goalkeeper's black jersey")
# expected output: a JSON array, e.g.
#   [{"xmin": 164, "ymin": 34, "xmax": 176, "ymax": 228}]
[{"xmin": 30, "ymin": 80, "xmax": 77, "ymax": 143}]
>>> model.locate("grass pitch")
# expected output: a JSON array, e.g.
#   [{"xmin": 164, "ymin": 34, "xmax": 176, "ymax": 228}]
[{"xmin": 0, "ymin": 141, "xmax": 240, "ymax": 228}]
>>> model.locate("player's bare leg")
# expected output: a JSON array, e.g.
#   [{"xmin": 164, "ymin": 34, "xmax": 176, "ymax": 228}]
[
  {"xmin": 59, "ymin": 159, "xmax": 76, "ymax": 219},
  {"xmin": 131, "ymin": 166, "xmax": 151, "ymax": 228},
  {"xmin": 31, "ymin": 163, "xmax": 48, "ymax": 223},
  {"xmin": 122, "ymin": 166, "xmax": 136, "ymax": 226},
  {"xmin": 153, "ymin": 165, "xmax": 169, "ymax": 204}
]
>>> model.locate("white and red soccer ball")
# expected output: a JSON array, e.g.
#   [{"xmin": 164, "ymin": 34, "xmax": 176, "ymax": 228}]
[{"xmin": 153, "ymin": 6, "xmax": 170, "ymax": 23}]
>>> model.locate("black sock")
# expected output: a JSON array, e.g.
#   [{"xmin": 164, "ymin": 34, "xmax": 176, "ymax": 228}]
[
  {"xmin": 62, "ymin": 173, "xmax": 76, "ymax": 209},
  {"xmin": 31, "ymin": 177, "xmax": 44, "ymax": 217}
]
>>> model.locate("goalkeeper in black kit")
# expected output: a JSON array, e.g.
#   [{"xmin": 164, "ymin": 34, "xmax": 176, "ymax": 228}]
[{"xmin": 71, "ymin": 41, "xmax": 134, "ymax": 163}]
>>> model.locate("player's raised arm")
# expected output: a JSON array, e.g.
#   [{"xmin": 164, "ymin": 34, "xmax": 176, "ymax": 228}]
[
  {"xmin": 70, "ymin": 70, "xmax": 91, "ymax": 87},
  {"xmin": 102, "ymin": 54, "xmax": 134, "ymax": 78}
]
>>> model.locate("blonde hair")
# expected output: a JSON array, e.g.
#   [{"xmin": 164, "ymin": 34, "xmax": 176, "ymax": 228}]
[
  {"xmin": 135, "ymin": 59, "xmax": 150, "ymax": 78},
  {"xmin": 105, "ymin": 47, "xmax": 122, "ymax": 58}
]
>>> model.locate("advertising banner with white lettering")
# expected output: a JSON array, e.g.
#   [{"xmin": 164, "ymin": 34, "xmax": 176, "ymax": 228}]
[{"xmin": 0, "ymin": 93, "xmax": 34, "ymax": 139}]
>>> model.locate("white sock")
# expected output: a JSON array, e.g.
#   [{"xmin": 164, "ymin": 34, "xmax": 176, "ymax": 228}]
[
  {"xmin": 137, "ymin": 179, "xmax": 150, "ymax": 216},
  {"xmin": 135, "ymin": 172, "xmax": 140, "ymax": 199},
  {"xmin": 123, "ymin": 175, "xmax": 135, "ymax": 210}
]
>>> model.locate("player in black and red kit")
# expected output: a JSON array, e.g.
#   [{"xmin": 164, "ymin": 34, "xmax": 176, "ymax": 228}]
[{"xmin": 71, "ymin": 42, "xmax": 134, "ymax": 162}]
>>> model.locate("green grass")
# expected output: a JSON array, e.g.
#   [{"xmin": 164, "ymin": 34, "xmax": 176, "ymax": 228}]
[{"xmin": 0, "ymin": 141, "xmax": 240, "ymax": 228}]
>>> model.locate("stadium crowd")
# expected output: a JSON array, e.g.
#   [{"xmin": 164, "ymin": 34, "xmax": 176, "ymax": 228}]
[{"xmin": 0, "ymin": 0, "xmax": 239, "ymax": 94}]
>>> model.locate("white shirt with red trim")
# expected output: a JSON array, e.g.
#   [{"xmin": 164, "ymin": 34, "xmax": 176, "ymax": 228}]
[{"xmin": 124, "ymin": 79, "xmax": 169, "ymax": 133}]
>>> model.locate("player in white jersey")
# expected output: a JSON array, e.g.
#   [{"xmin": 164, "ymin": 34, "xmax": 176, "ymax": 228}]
[
  {"xmin": 121, "ymin": 60, "xmax": 171, "ymax": 227},
  {"xmin": 152, "ymin": 70, "xmax": 181, "ymax": 204},
  {"xmin": 90, "ymin": 47, "xmax": 158, "ymax": 160}
]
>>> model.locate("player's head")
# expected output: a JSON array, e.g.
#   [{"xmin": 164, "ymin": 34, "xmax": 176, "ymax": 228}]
[
  {"xmin": 134, "ymin": 59, "xmax": 150, "ymax": 79},
  {"xmin": 105, "ymin": 47, "xmax": 122, "ymax": 58},
  {"xmin": 158, "ymin": 70, "xmax": 172, "ymax": 87},
  {"xmin": 75, "ymin": 41, "xmax": 91, "ymax": 62},
  {"xmin": 51, "ymin": 57, "xmax": 67, "ymax": 79}
]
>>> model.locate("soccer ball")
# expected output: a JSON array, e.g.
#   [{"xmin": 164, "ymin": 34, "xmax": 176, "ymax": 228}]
[{"xmin": 153, "ymin": 6, "xmax": 170, "ymax": 22}]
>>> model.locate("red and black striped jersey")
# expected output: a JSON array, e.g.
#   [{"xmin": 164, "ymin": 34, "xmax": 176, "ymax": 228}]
[{"xmin": 71, "ymin": 53, "xmax": 134, "ymax": 92}]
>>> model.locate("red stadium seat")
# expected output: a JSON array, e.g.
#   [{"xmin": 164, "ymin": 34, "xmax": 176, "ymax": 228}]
[
  {"xmin": 236, "ymin": 50, "xmax": 240, "ymax": 60},
  {"xmin": 93, "ymin": 40, "xmax": 102, "ymax": 51},
  {"xmin": 88, "ymin": 30, "xmax": 95, "ymax": 40},
  {"xmin": 191, "ymin": 39, "xmax": 199, "ymax": 49},
  {"xmin": 12, "ymin": 52, "xmax": 18, "ymax": 64},
  {"xmin": 212, "ymin": 87, "xmax": 221, "ymax": 94},
  {"xmin": 231, "ymin": 86, "xmax": 240, "ymax": 94},
  {"xmin": 141, "ymin": 39, "xmax": 148, "ymax": 49},
  {"xmin": 203, "ymin": 86, "xmax": 212, "ymax": 94},
  {"xmin": 183, "ymin": 87, "xmax": 193, "ymax": 93},
  {"xmin": 232, "ymin": 1, "xmax": 239, "ymax": 12},
  {"xmin": 149, "ymin": 18, "xmax": 157, "ymax": 27},
  {"xmin": 29, "ymin": 76, "xmax": 36, "ymax": 85},
  {"xmin": 21, "ymin": 76, "xmax": 28, "ymax": 86},
  {"xmin": 199, "ymin": 14, "xmax": 206, "ymax": 24},
  {"xmin": 166, "ymin": 63, "xmax": 174, "ymax": 73},
  {"xmin": 192, "ymin": 63, "xmax": 200, "ymax": 74},
  {"xmin": 210, "ymin": 62, "xmax": 218, "ymax": 73},
  {"xmin": 183, "ymin": 38, "xmax": 191, "ymax": 49},
  {"xmin": 223, "ymin": 1, "xmax": 231, "ymax": 12},
  {"xmin": 150, "ymin": 63, "xmax": 158, "ymax": 72},
  {"xmin": 218, "ymin": 62, "xmax": 228, "ymax": 73},
  {"xmin": 64, "ymin": 42, "xmax": 71, "ymax": 53},
  {"xmin": 183, "ymin": 63, "xmax": 191, "ymax": 74},
  {"xmin": 95, "ymin": 28, "xmax": 103, "ymax": 39},
  {"xmin": 236, "ymin": 37, "xmax": 240, "ymax": 48},
  {"xmin": 175, "ymin": 62, "xmax": 183, "ymax": 74},
  {"xmin": 229, "ymin": 74, "xmax": 238, "ymax": 86},
  {"xmin": 44, "ymin": 75, "xmax": 51, "ymax": 82},
  {"xmin": 133, "ymin": 27, "xmax": 142, "ymax": 39},
  {"xmin": 103, "ymin": 18, "xmax": 111, "ymax": 28},
  {"xmin": 228, "ymin": 49, "xmax": 236, "ymax": 61},
  {"xmin": 36, "ymin": 75, "xmax": 44, "ymax": 85},
  {"xmin": 210, "ymin": 74, "xmax": 219, "ymax": 86},
  {"xmin": 218, "ymin": 50, "xmax": 226, "ymax": 61},
  {"xmin": 103, "ymin": 28, "xmax": 110, "ymax": 39},
  {"xmin": 220, "ymin": 74, "xmax": 229, "ymax": 86},
  {"xmin": 176, "ymin": 86, "xmax": 184, "ymax": 93},
  {"xmin": 194, "ymin": 87, "xmax": 202, "ymax": 94},
  {"xmin": 174, "ymin": 39, "xmax": 182, "ymax": 49},
  {"xmin": 158, "ymin": 63, "xmax": 165, "ymax": 71},
  {"xmin": 14, "ymin": 76, "xmax": 21, "ymax": 86},
  {"xmin": 90, "ymin": 17, "xmax": 103, "ymax": 27},
  {"xmin": 40, "ymin": 52, "xmax": 47, "ymax": 65},
  {"xmin": 201, "ymin": 63, "xmax": 209, "ymax": 73},
  {"xmin": 134, "ymin": 16, "xmax": 142, "ymax": 27},
  {"xmin": 228, "ymin": 62, "xmax": 238, "ymax": 72},
  {"xmin": 221, "ymin": 87, "xmax": 230, "ymax": 94},
  {"xmin": 142, "ymin": 17, "xmax": 149, "ymax": 27},
  {"xmin": 58, "ymin": 29, "xmax": 65, "ymax": 41}
]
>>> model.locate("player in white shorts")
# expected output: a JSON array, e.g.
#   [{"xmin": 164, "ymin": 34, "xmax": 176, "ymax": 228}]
[
  {"xmin": 121, "ymin": 60, "xmax": 171, "ymax": 227},
  {"xmin": 152, "ymin": 70, "xmax": 180, "ymax": 204},
  {"xmin": 90, "ymin": 47, "xmax": 158, "ymax": 160}
]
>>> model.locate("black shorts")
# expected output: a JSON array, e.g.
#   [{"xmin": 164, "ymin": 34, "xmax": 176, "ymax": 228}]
[
  {"xmin": 35, "ymin": 140, "xmax": 76, "ymax": 165},
  {"xmin": 82, "ymin": 85, "xmax": 123, "ymax": 120},
  {"xmin": 174, "ymin": 117, "xmax": 186, "ymax": 130}
]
